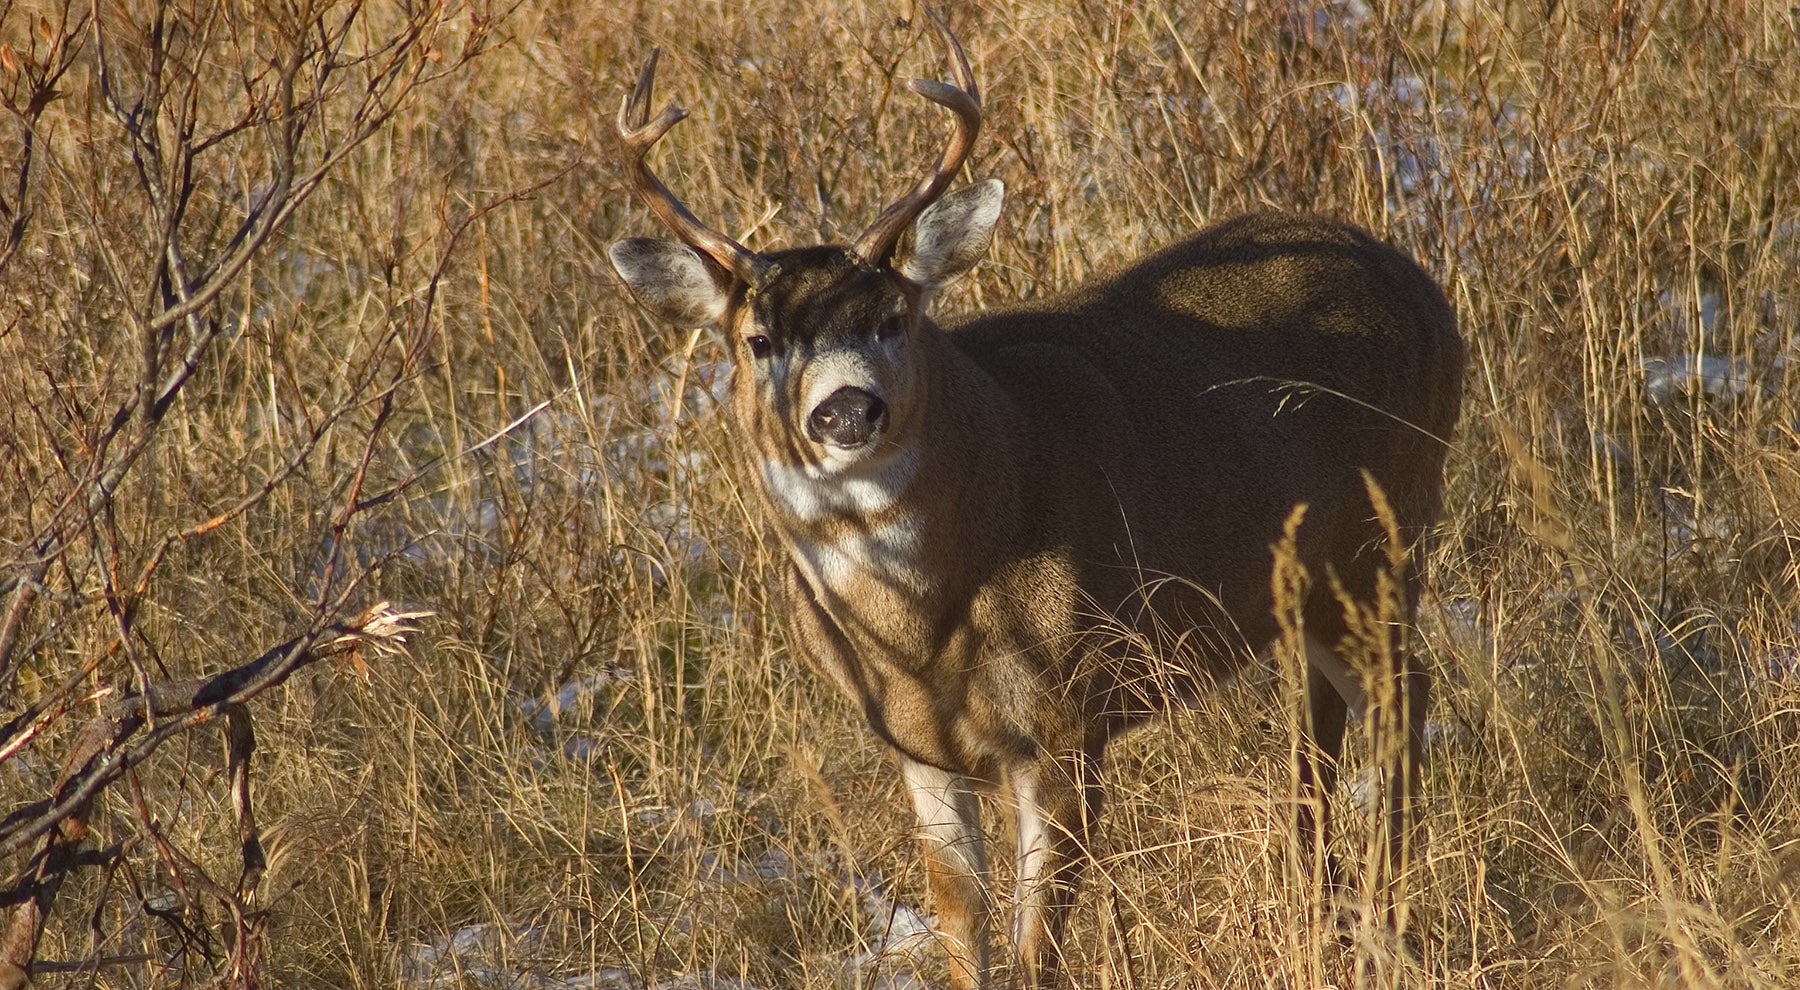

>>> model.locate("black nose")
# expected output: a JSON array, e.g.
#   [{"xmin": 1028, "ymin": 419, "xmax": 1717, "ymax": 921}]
[{"xmin": 806, "ymin": 386, "xmax": 888, "ymax": 448}]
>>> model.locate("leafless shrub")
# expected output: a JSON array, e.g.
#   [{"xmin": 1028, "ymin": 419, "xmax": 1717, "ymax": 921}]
[{"xmin": 0, "ymin": 2, "xmax": 496, "ymax": 985}]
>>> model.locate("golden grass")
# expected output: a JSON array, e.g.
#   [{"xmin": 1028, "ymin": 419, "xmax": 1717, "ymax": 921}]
[{"xmin": 2, "ymin": 1, "xmax": 1798, "ymax": 988}]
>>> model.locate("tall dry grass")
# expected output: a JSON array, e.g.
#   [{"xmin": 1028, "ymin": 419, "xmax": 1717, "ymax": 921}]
[{"xmin": 2, "ymin": 1, "xmax": 1797, "ymax": 988}]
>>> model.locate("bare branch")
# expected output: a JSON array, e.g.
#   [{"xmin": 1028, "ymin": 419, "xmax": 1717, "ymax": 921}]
[{"xmin": 0, "ymin": 601, "xmax": 426, "ymax": 871}]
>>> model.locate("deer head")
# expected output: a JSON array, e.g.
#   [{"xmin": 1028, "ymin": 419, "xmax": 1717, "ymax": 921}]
[{"xmin": 608, "ymin": 16, "xmax": 1003, "ymax": 484}]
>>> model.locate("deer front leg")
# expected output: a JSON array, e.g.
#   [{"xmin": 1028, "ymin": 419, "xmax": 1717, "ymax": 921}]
[
  {"xmin": 900, "ymin": 757, "xmax": 992, "ymax": 990},
  {"xmin": 1009, "ymin": 747, "xmax": 1104, "ymax": 990}
]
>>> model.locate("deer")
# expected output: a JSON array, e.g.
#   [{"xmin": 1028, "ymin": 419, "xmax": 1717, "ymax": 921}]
[{"xmin": 606, "ymin": 16, "xmax": 1463, "ymax": 990}]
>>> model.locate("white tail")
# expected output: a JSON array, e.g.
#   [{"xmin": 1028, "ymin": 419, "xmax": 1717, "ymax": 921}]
[{"xmin": 609, "ymin": 14, "xmax": 1463, "ymax": 989}]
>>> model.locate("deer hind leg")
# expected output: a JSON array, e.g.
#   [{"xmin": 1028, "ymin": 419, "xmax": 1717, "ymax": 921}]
[
  {"xmin": 1009, "ymin": 746, "xmax": 1103, "ymax": 990},
  {"xmin": 900, "ymin": 757, "xmax": 991, "ymax": 990},
  {"xmin": 1299, "ymin": 635, "xmax": 1353, "ymax": 892},
  {"xmin": 1305, "ymin": 589, "xmax": 1427, "ymax": 925},
  {"xmin": 1385, "ymin": 653, "xmax": 1429, "ymax": 924},
  {"xmin": 1360, "ymin": 574, "xmax": 1429, "ymax": 923}
]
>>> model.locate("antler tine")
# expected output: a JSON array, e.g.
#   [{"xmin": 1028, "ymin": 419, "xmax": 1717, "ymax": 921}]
[
  {"xmin": 852, "ymin": 10, "xmax": 983, "ymax": 268},
  {"xmin": 617, "ymin": 49, "xmax": 764, "ymax": 284}
]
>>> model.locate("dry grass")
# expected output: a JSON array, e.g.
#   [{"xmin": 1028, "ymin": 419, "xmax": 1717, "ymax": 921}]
[{"xmin": 3, "ymin": 1, "xmax": 1798, "ymax": 988}]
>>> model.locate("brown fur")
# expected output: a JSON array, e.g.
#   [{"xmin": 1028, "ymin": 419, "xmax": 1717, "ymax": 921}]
[
  {"xmin": 610, "ymin": 47, "xmax": 1461, "ymax": 989},
  {"xmin": 725, "ymin": 214, "xmax": 1460, "ymax": 988}
]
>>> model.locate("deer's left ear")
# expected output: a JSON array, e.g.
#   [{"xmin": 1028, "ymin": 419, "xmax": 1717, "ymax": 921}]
[
  {"xmin": 609, "ymin": 237, "xmax": 735, "ymax": 328},
  {"xmin": 900, "ymin": 178, "xmax": 1004, "ymax": 287}
]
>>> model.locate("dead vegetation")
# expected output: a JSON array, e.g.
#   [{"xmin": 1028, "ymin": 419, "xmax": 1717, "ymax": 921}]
[{"xmin": 2, "ymin": 1, "xmax": 1797, "ymax": 988}]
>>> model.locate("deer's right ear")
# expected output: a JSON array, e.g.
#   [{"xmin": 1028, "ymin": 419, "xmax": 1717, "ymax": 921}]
[{"xmin": 608, "ymin": 238, "xmax": 734, "ymax": 328}]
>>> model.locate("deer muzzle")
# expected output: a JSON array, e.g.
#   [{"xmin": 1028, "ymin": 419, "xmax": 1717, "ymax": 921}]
[{"xmin": 807, "ymin": 385, "xmax": 888, "ymax": 450}]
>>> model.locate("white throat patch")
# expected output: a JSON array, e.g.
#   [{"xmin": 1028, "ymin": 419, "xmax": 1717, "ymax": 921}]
[
  {"xmin": 760, "ymin": 446, "xmax": 927, "ymax": 594},
  {"xmin": 759, "ymin": 445, "xmax": 919, "ymax": 523}
]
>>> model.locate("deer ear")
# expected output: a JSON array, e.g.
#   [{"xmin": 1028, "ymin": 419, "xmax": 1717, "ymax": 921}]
[
  {"xmin": 609, "ymin": 238, "xmax": 734, "ymax": 327},
  {"xmin": 900, "ymin": 178, "xmax": 1004, "ymax": 287}
]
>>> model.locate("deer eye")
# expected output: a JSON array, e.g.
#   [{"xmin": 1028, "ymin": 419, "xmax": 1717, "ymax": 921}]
[
  {"xmin": 745, "ymin": 334, "xmax": 772, "ymax": 358},
  {"xmin": 876, "ymin": 315, "xmax": 908, "ymax": 340}
]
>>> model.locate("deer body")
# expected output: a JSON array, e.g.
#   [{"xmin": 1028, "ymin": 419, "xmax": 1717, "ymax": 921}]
[
  {"xmin": 778, "ymin": 211, "xmax": 1459, "ymax": 764},
  {"xmin": 608, "ymin": 24, "xmax": 1462, "ymax": 990}
]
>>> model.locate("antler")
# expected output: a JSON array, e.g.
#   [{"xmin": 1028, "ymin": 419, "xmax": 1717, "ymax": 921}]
[
  {"xmin": 852, "ymin": 11, "xmax": 983, "ymax": 268},
  {"xmin": 618, "ymin": 49, "xmax": 765, "ymax": 284}
]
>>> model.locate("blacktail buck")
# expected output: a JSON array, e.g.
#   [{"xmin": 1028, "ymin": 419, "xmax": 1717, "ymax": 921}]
[{"xmin": 608, "ymin": 17, "xmax": 1463, "ymax": 990}]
